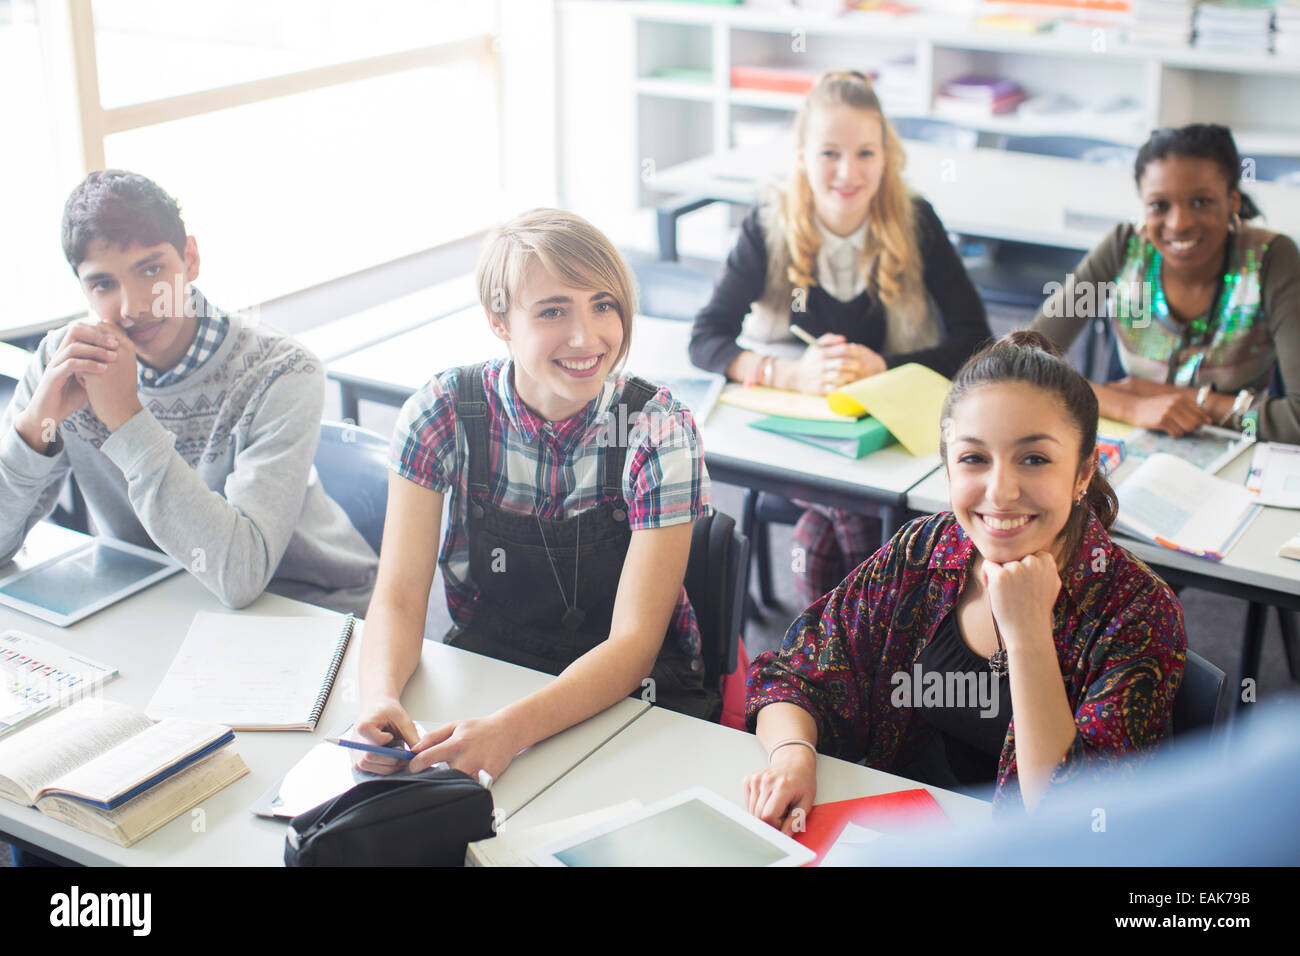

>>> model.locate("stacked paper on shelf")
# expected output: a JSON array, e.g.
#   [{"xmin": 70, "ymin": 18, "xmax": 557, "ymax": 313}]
[
  {"xmin": 1194, "ymin": 0, "xmax": 1276, "ymax": 53},
  {"xmin": 875, "ymin": 56, "xmax": 923, "ymax": 115},
  {"xmin": 1274, "ymin": 0, "xmax": 1300, "ymax": 54},
  {"xmin": 933, "ymin": 74, "xmax": 1026, "ymax": 120},
  {"xmin": 1052, "ymin": 16, "xmax": 1128, "ymax": 45},
  {"xmin": 974, "ymin": 11, "xmax": 1058, "ymax": 31},
  {"xmin": 1130, "ymin": 0, "xmax": 1197, "ymax": 46}
]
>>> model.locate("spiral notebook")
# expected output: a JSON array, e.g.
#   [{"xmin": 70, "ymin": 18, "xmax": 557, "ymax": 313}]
[{"xmin": 145, "ymin": 612, "xmax": 355, "ymax": 731}]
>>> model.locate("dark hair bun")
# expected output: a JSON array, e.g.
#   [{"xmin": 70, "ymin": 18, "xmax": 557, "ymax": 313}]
[{"xmin": 997, "ymin": 329, "xmax": 1065, "ymax": 361}]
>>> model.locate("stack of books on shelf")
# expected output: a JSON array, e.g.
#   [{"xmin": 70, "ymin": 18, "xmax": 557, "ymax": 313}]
[
  {"xmin": 1129, "ymin": 0, "xmax": 1197, "ymax": 46},
  {"xmin": 932, "ymin": 74, "xmax": 1025, "ymax": 121},
  {"xmin": 973, "ymin": 9, "xmax": 1059, "ymax": 31},
  {"xmin": 874, "ymin": 56, "xmax": 923, "ymax": 115},
  {"xmin": 730, "ymin": 66, "xmax": 822, "ymax": 96},
  {"xmin": 1194, "ymin": 0, "xmax": 1277, "ymax": 53},
  {"xmin": 1274, "ymin": 0, "xmax": 1300, "ymax": 53}
]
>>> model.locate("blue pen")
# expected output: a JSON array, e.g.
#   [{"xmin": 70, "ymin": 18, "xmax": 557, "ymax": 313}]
[{"xmin": 326, "ymin": 736, "xmax": 415, "ymax": 761}]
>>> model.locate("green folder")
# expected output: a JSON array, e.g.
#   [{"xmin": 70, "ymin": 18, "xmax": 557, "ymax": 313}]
[{"xmin": 750, "ymin": 414, "xmax": 897, "ymax": 459}]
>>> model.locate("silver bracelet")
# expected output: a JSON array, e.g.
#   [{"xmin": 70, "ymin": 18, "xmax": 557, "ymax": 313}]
[{"xmin": 768, "ymin": 738, "xmax": 817, "ymax": 764}]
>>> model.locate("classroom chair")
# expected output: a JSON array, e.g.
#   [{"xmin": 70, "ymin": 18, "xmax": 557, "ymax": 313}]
[
  {"xmin": 890, "ymin": 116, "xmax": 978, "ymax": 150},
  {"xmin": 630, "ymin": 258, "xmax": 718, "ymax": 323},
  {"xmin": 683, "ymin": 508, "xmax": 751, "ymax": 698},
  {"xmin": 1241, "ymin": 154, "xmax": 1300, "ymax": 186},
  {"xmin": 999, "ymin": 134, "xmax": 1137, "ymax": 167},
  {"xmin": 314, "ymin": 421, "xmax": 389, "ymax": 555},
  {"xmin": 1172, "ymin": 649, "xmax": 1226, "ymax": 737}
]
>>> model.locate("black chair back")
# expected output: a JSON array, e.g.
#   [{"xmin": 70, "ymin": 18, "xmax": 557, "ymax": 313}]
[
  {"xmin": 684, "ymin": 510, "xmax": 751, "ymax": 691},
  {"xmin": 1172, "ymin": 649, "xmax": 1226, "ymax": 736}
]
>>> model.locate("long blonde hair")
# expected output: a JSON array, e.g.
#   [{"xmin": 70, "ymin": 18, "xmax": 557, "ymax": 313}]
[
  {"xmin": 476, "ymin": 208, "xmax": 638, "ymax": 368},
  {"xmin": 784, "ymin": 70, "xmax": 922, "ymax": 313}
]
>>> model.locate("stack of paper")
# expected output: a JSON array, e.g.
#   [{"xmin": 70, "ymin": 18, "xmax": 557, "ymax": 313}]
[
  {"xmin": 875, "ymin": 56, "xmax": 924, "ymax": 116},
  {"xmin": 724, "ymin": 363, "xmax": 951, "ymax": 458},
  {"xmin": 1130, "ymin": 0, "xmax": 1197, "ymax": 46},
  {"xmin": 1194, "ymin": 0, "xmax": 1276, "ymax": 53},
  {"xmin": 1245, "ymin": 442, "xmax": 1300, "ymax": 508},
  {"xmin": 1275, "ymin": 0, "xmax": 1300, "ymax": 53}
]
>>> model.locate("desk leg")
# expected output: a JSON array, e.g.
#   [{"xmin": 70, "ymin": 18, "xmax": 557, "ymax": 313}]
[
  {"xmin": 340, "ymin": 384, "xmax": 360, "ymax": 426},
  {"xmin": 1274, "ymin": 607, "xmax": 1300, "ymax": 682},
  {"xmin": 880, "ymin": 503, "xmax": 902, "ymax": 543},
  {"xmin": 1239, "ymin": 600, "xmax": 1268, "ymax": 709}
]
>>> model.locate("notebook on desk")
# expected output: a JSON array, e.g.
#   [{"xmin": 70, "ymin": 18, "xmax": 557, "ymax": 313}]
[{"xmin": 146, "ymin": 611, "xmax": 355, "ymax": 731}]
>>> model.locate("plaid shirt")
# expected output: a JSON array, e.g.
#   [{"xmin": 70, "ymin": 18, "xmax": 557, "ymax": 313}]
[
  {"xmin": 391, "ymin": 359, "xmax": 711, "ymax": 656},
  {"xmin": 139, "ymin": 289, "xmax": 227, "ymax": 389}
]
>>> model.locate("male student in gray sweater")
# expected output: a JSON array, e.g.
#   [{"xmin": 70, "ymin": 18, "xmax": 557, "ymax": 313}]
[{"xmin": 0, "ymin": 170, "xmax": 378, "ymax": 615}]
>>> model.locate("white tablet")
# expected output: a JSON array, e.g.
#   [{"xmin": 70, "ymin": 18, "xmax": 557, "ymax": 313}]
[
  {"xmin": 0, "ymin": 537, "xmax": 182, "ymax": 626},
  {"xmin": 528, "ymin": 787, "xmax": 816, "ymax": 868}
]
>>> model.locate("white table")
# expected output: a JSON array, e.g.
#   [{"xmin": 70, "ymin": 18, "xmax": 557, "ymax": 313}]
[
  {"xmin": 327, "ymin": 306, "xmax": 945, "ymax": 536},
  {"xmin": 506, "ymin": 705, "xmax": 991, "ymax": 835},
  {"xmin": 0, "ymin": 560, "xmax": 645, "ymax": 866},
  {"xmin": 651, "ymin": 137, "xmax": 1300, "ymax": 254}
]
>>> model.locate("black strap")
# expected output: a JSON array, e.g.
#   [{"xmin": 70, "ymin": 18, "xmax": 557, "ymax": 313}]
[
  {"xmin": 601, "ymin": 375, "xmax": 659, "ymax": 499},
  {"xmin": 458, "ymin": 363, "xmax": 662, "ymax": 504},
  {"xmin": 455, "ymin": 363, "xmax": 491, "ymax": 500}
]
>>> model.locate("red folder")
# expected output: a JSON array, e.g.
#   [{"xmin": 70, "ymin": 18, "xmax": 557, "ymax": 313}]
[{"xmin": 795, "ymin": 789, "xmax": 949, "ymax": 866}]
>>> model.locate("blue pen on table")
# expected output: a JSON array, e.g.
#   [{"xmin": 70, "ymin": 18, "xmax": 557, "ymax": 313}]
[{"xmin": 326, "ymin": 736, "xmax": 415, "ymax": 761}]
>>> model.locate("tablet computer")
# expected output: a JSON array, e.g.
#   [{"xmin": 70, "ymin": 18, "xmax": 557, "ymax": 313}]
[
  {"xmin": 0, "ymin": 537, "xmax": 182, "ymax": 627},
  {"xmin": 528, "ymin": 787, "xmax": 816, "ymax": 867}
]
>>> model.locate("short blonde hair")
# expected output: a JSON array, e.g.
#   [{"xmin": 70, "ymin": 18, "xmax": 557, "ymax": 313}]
[{"xmin": 475, "ymin": 208, "xmax": 637, "ymax": 367}]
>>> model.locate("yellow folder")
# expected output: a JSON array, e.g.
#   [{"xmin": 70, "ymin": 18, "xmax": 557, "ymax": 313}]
[
  {"xmin": 718, "ymin": 385, "xmax": 857, "ymax": 422},
  {"xmin": 827, "ymin": 363, "xmax": 952, "ymax": 456}
]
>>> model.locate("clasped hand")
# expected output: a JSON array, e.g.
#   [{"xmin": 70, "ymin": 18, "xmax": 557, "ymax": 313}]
[
  {"xmin": 983, "ymin": 551, "xmax": 1061, "ymax": 651},
  {"xmin": 793, "ymin": 333, "xmax": 886, "ymax": 395}
]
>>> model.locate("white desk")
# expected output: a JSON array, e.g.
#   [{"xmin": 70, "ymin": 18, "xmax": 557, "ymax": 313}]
[
  {"xmin": 327, "ymin": 307, "xmax": 945, "ymax": 534},
  {"xmin": 506, "ymin": 705, "xmax": 991, "ymax": 835},
  {"xmin": 652, "ymin": 137, "xmax": 1300, "ymax": 253},
  {"xmin": 0, "ymin": 564, "xmax": 645, "ymax": 866}
]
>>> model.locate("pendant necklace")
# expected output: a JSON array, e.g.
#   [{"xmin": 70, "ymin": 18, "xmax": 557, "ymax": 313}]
[
  {"xmin": 535, "ymin": 510, "xmax": 584, "ymax": 631},
  {"xmin": 988, "ymin": 613, "xmax": 1008, "ymax": 676}
]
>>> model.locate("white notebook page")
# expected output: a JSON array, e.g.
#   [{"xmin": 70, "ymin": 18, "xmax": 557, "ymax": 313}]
[{"xmin": 145, "ymin": 612, "xmax": 349, "ymax": 729}]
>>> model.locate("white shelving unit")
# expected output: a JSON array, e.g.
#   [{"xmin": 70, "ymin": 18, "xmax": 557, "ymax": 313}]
[{"xmin": 557, "ymin": 0, "xmax": 1300, "ymax": 252}]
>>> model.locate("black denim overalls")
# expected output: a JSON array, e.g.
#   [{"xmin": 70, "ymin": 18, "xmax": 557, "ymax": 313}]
[{"xmin": 444, "ymin": 363, "xmax": 720, "ymax": 720}]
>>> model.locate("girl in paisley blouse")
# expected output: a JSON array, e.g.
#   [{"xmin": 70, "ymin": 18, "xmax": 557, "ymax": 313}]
[
  {"xmin": 743, "ymin": 331, "xmax": 1186, "ymax": 823},
  {"xmin": 1032, "ymin": 123, "xmax": 1300, "ymax": 441}
]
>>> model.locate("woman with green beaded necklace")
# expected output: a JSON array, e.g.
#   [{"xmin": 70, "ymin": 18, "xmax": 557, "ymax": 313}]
[{"xmin": 1032, "ymin": 124, "xmax": 1300, "ymax": 442}]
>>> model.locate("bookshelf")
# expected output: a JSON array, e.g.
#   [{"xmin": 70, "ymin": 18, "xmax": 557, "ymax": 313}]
[{"xmin": 557, "ymin": 0, "xmax": 1300, "ymax": 248}]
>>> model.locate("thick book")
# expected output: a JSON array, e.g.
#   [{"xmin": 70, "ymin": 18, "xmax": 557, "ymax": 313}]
[
  {"xmin": 146, "ymin": 611, "xmax": 356, "ymax": 731},
  {"xmin": 1114, "ymin": 453, "xmax": 1260, "ymax": 561},
  {"xmin": 750, "ymin": 414, "xmax": 897, "ymax": 459},
  {"xmin": 0, "ymin": 698, "xmax": 246, "ymax": 847}
]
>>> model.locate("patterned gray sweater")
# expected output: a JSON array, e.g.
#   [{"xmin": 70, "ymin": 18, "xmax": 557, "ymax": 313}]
[{"xmin": 0, "ymin": 310, "xmax": 377, "ymax": 615}]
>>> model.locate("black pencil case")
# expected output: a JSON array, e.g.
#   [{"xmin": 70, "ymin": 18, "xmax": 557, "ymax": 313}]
[{"xmin": 284, "ymin": 767, "xmax": 495, "ymax": 867}]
